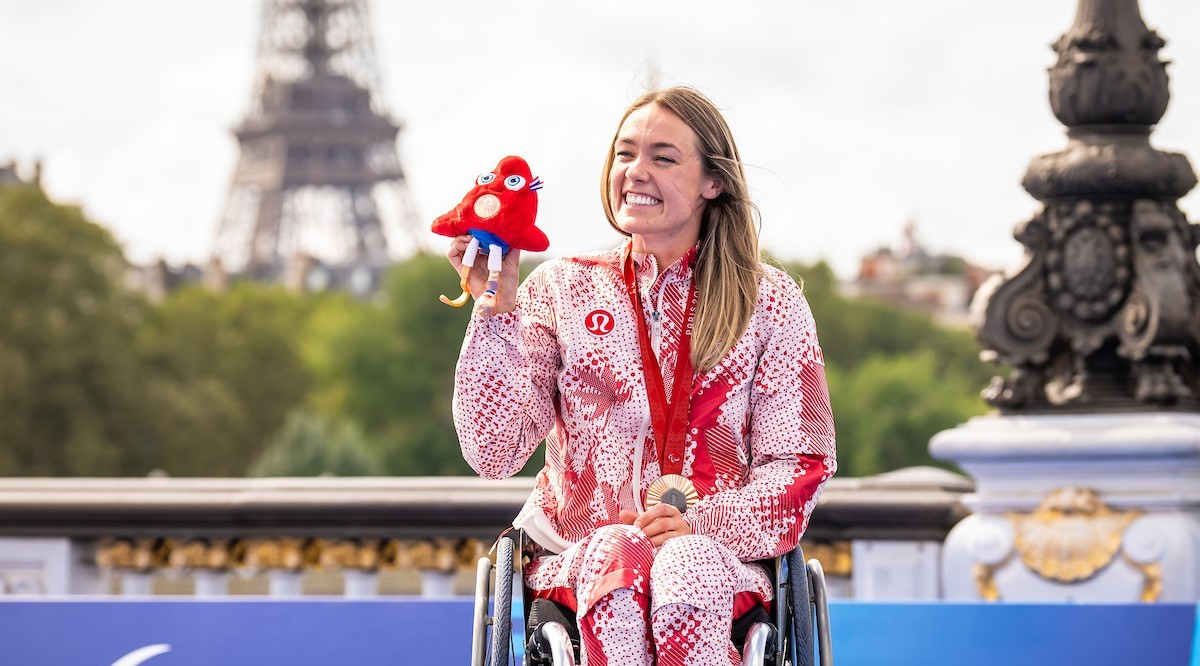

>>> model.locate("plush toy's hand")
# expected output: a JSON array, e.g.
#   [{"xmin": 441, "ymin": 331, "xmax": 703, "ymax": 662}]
[{"xmin": 446, "ymin": 235, "xmax": 521, "ymax": 316}]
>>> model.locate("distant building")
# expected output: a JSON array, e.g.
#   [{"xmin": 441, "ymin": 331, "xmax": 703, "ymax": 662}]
[
  {"xmin": 841, "ymin": 222, "xmax": 997, "ymax": 328},
  {"xmin": 126, "ymin": 253, "xmax": 382, "ymax": 302},
  {"xmin": 125, "ymin": 260, "xmax": 208, "ymax": 303},
  {"xmin": 0, "ymin": 160, "xmax": 41, "ymax": 188}
]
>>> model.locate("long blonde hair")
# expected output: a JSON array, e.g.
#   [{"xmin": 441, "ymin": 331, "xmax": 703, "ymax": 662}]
[{"xmin": 601, "ymin": 87, "xmax": 762, "ymax": 372}]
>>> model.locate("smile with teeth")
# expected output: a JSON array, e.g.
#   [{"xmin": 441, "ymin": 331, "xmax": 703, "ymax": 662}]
[{"xmin": 625, "ymin": 192, "xmax": 662, "ymax": 206}]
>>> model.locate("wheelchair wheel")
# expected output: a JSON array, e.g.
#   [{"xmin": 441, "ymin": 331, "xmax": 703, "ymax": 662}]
[
  {"xmin": 489, "ymin": 534, "xmax": 516, "ymax": 666},
  {"xmin": 471, "ymin": 555, "xmax": 493, "ymax": 666},
  {"xmin": 807, "ymin": 558, "xmax": 832, "ymax": 666},
  {"xmin": 787, "ymin": 547, "xmax": 815, "ymax": 666}
]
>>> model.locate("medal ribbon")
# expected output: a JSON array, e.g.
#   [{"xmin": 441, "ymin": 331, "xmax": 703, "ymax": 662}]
[{"xmin": 622, "ymin": 247, "xmax": 698, "ymax": 477}]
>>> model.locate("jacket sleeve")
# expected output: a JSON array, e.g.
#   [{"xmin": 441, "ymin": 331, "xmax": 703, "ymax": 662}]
[
  {"xmin": 683, "ymin": 282, "xmax": 837, "ymax": 561},
  {"xmin": 453, "ymin": 267, "xmax": 560, "ymax": 479}
]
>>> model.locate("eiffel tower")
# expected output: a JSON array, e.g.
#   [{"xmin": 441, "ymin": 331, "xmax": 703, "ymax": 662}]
[{"xmin": 211, "ymin": 0, "xmax": 420, "ymax": 292}]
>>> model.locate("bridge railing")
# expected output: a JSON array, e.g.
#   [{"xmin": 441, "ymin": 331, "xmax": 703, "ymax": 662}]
[{"xmin": 0, "ymin": 466, "xmax": 970, "ymax": 599}]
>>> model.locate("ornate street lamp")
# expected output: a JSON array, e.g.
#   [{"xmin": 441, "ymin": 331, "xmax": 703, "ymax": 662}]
[{"xmin": 975, "ymin": 0, "xmax": 1200, "ymax": 412}]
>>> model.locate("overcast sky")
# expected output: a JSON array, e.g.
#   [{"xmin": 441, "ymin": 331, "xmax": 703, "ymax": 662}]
[{"xmin": 2, "ymin": 0, "xmax": 1198, "ymax": 278}]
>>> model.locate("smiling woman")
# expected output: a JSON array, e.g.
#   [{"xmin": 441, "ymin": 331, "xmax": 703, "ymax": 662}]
[{"xmin": 445, "ymin": 86, "xmax": 837, "ymax": 664}]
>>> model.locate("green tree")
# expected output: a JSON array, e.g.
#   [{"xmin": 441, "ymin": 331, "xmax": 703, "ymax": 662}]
[
  {"xmin": 375, "ymin": 254, "xmax": 483, "ymax": 475},
  {"xmin": 0, "ymin": 185, "xmax": 149, "ymax": 475},
  {"xmin": 249, "ymin": 409, "xmax": 382, "ymax": 476},
  {"xmin": 306, "ymin": 252, "xmax": 545, "ymax": 476},
  {"xmin": 306, "ymin": 253, "xmax": 475, "ymax": 475},
  {"xmin": 136, "ymin": 283, "xmax": 314, "ymax": 476}
]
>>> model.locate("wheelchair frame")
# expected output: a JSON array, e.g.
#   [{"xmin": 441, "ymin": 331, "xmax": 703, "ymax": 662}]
[{"xmin": 471, "ymin": 531, "xmax": 832, "ymax": 666}]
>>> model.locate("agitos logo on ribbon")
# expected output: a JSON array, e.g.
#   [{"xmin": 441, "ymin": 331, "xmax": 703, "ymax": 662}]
[{"xmin": 584, "ymin": 309, "xmax": 615, "ymax": 336}]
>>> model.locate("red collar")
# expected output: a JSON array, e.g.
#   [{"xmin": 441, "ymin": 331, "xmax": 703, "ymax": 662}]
[{"xmin": 624, "ymin": 242, "xmax": 700, "ymax": 277}]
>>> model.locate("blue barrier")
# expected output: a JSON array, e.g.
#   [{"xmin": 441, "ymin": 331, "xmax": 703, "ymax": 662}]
[
  {"xmin": 0, "ymin": 598, "xmax": 476, "ymax": 665},
  {"xmin": 0, "ymin": 598, "xmax": 1195, "ymax": 665},
  {"xmin": 830, "ymin": 601, "xmax": 1197, "ymax": 666}
]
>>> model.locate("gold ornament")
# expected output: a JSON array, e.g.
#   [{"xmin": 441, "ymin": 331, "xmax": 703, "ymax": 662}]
[{"xmin": 1008, "ymin": 487, "xmax": 1140, "ymax": 583}]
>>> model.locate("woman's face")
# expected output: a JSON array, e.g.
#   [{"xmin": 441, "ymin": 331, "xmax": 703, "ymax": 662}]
[{"xmin": 608, "ymin": 103, "xmax": 722, "ymax": 252}]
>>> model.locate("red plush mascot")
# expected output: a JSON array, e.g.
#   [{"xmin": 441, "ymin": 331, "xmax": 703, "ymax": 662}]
[{"xmin": 431, "ymin": 155, "xmax": 548, "ymax": 315}]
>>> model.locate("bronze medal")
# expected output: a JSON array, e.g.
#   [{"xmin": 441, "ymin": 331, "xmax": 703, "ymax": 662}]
[{"xmin": 645, "ymin": 474, "xmax": 699, "ymax": 514}]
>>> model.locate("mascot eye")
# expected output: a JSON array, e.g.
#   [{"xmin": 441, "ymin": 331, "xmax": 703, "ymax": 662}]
[
  {"xmin": 477, "ymin": 173, "xmax": 497, "ymax": 185},
  {"xmin": 504, "ymin": 175, "xmax": 527, "ymax": 191}
]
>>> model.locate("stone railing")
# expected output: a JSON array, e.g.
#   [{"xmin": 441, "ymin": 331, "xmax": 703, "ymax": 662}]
[{"xmin": 0, "ymin": 467, "xmax": 970, "ymax": 599}]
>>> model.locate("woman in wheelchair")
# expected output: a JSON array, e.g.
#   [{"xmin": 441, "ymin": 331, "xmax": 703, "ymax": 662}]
[{"xmin": 448, "ymin": 86, "xmax": 836, "ymax": 665}]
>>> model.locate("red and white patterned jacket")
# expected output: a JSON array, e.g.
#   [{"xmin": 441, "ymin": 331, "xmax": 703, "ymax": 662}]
[{"xmin": 454, "ymin": 244, "xmax": 836, "ymax": 561}]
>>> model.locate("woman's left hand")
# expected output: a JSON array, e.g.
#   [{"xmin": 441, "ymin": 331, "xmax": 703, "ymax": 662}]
[{"xmin": 619, "ymin": 505, "xmax": 692, "ymax": 547}]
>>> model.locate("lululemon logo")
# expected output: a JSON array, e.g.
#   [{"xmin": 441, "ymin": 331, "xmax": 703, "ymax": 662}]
[{"xmin": 585, "ymin": 309, "xmax": 615, "ymax": 336}]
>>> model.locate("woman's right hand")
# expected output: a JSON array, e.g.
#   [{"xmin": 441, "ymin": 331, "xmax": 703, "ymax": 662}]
[
  {"xmin": 620, "ymin": 506, "xmax": 692, "ymax": 547},
  {"xmin": 446, "ymin": 235, "xmax": 521, "ymax": 316}
]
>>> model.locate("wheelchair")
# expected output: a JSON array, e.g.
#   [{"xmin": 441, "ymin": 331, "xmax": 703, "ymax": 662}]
[{"xmin": 470, "ymin": 530, "xmax": 833, "ymax": 666}]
